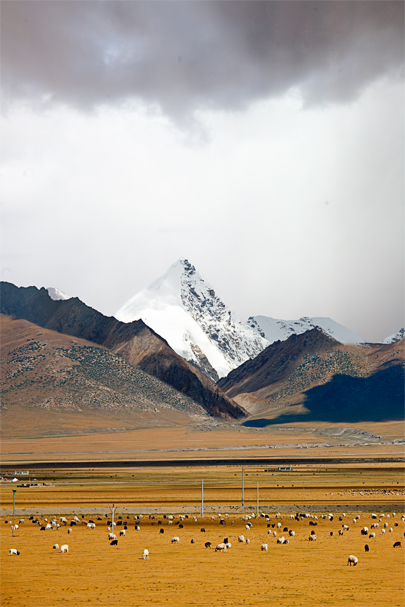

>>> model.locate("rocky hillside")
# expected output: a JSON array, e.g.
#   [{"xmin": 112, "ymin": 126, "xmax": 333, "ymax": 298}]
[
  {"xmin": 0, "ymin": 282, "xmax": 247, "ymax": 420},
  {"xmin": 218, "ymin": 328, "xmax": 404, "ymax": 423},
  {"xmin": 1, "ymin": 314, "xmax": 205, "ymax": 419}
]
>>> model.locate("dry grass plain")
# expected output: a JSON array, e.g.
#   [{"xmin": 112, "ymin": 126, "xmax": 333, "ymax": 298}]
[
  {"xmin": 1, "ymin": 507, "xmax": 405, "ymax": 607},
  {"xmin": 1, "ymin": 420, "xmax": 404, "ymax": 606}
]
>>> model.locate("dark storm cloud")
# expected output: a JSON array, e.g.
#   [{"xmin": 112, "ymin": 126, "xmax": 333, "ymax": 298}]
[{"xmin": 1, "ymin": 1, "xmax": 403, "ymax": 119}]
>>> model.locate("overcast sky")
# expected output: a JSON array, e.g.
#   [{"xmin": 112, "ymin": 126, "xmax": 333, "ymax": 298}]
[{"xmin": 1, "ymin": 1, "xmax": 404, "ymax": 342}]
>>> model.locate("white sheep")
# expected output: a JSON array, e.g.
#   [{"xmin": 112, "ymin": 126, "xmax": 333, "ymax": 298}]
[
  {"xmin": 246, "ymin": 539, "xmax": 250, "ymax": 544},
  {"xmin": 215, "ymin": 543, "xmax": 227, "ymax": 552},
  {"xmin": 171, "ymin": 537, "xmax": 180, "ymax": 544},
  {"xmin": 338, "ymin": 529, "xmax": 344, "ymax": 536},
  {"xmin": 369, "ymin": 532, "xmax": 376, "ymax": 539},
  {"xmin": 225, "ymin": 542, "xmax": 231, "ymax": 549},
  {"xmin": 381, "ymin": 529, "xmax": 386, "ymax": 534},
  {"xmin": 273, "ymin": 531, "xmax": 277, "ymax": 537},
  {"xmin": 238, "ymin": 535, "xmax": 245, "ymax": 543},
  {"xmin": 261, "ymin": 544, "xmax": 268, "ymax": 551},
  {"xmin": 60, "ymin": 544, "xmax": 69, "ymax": 554},
  {"xmin": 119, "ymin": 529, "xmax": 126, "ymax": 536},
  {"xmin": 308, "ymin": 535, "xmax": 316, "ymax": 541},
  {"xmin": 361, "ymin": 527, "xmax": 369, "ymax": 535},
  {"xmin": 68, "ymin": 528, "xmax": 72, "ymax": 534},
  {"xmin": 347, "ymin": 555, "xmax": 358, "ymax": 566},
  {"xmin": 108, "ymin": 533, "xmax": 116, "ymax": 541},
  {"xmin": 53, "ymin": 544, "xmax": 59, "ymax": 550},
  {"xmin": 19, "ymin": 519, "xmax": 24, "ymax": 524},
  {"xmin": 87, "ymin": 523, "xmax": 96, "ymax": 529},
  {"xmin": 389, "ymin": 527, "xmax": 393, "ymax": 533},
  {"xmin": 371, "ymin": 513, "xmax": 377, "ymax": 519},
  {"xmin": 9, "ymin": 549, "xmax": 20, "ymax": 555},
  {"xmin": 289, "ymin": 530, "xmax": 295, "ymax": 537},
  {"xmin": 60, "ymin": 517, "xmax": 68, "ymax": 525},
  {"xmin": 277, "ymin": 522, "xmax": 282, "ymax": 528},
  {"xmin": 277, "ymin": 536, "xmax": 286, "ymax": 544},
  {"xmin": 384, "ymin": 522, "xmax": 388, "ymax": 528},
  {"xmin": 267, "ymin": 529, "xmax": 272, "ymax": 535},
  {"xmin": 143, "ymin": 549, "xmax": 149, "ymax": 559},
  {"xmin": 135, "ymin": 526, "xmax": 141, "ymax": 531}
]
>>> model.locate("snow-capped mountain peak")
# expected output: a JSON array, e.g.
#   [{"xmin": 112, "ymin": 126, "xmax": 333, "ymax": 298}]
[
  {"xmin": 115, "ymin": 259, "xmax": 269, "ymax": 380},
  {"xmin": 248, "ymin": 315, "xmax": 365, "ymax": 345}
]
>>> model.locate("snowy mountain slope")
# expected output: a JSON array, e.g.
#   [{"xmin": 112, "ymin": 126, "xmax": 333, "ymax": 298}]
[
  {"xmin": 247, "ymin": 315, "xmax": 365, "ymax": 345},
  {"xmin": 47, "ymin": 287, "xmax": 70, "ymax": 301},
  {"xmin": 382, "ymin": 328, "xmax": 404, "ymax": 344},
  {"xmin": 115, "ymin": 259, "xmax": 269, "ymax": 380}
]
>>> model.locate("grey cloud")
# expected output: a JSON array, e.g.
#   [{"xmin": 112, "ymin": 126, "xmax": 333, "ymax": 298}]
[{"xmin": 1, "ymin": 1, "xmax": 403, "ymax": 120}]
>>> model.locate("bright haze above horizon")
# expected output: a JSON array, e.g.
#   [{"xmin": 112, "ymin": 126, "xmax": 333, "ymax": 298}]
[{"xmin": 1, "ymin": 1, "xmax": 403, "ymax": 342}]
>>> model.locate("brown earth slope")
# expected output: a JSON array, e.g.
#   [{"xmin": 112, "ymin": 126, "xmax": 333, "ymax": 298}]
[
  {"xmin": 0, "ymin": 315, "xmax": 211, "ymax": 436},
  {"xmin": 0, "ymin": 283, "xmax": 246, "ymax": 420},
  {"xmin": 218, "ymin": 328, "xmax": 404, "ymax": 424}
]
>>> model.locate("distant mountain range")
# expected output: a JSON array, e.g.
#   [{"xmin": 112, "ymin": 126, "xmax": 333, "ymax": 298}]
[
  {"xmin": 0, "ymin": 282, "xmax": 246, "ymax": 421},
  {"xmin": 114, "ymin": 258, "xmax": 401, "ymax": 381},
  {"xmin": 1, "ymin": 269, "xmax": 403, "ymax": 430}
]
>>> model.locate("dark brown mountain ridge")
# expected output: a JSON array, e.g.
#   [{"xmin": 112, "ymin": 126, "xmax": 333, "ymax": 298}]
[
  {"xmin": 218, "ymin": 327, "xmax": 404, "ymax": 424},
  {"xmin": 0, "ymin": 282, "xmax": 246, "ymax": 420}
]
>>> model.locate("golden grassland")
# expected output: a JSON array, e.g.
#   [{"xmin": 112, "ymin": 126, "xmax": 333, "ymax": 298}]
[
  {"xmin": 1, "ymin": 508, "xmax": 405, "ymax": 607},
  {"xmin": 1, "ymin": 420, "xmax": 404, "ymax": 464}
]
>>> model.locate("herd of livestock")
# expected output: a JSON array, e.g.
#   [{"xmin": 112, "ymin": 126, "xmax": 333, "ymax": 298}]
[{"xmin": 6, "ymin": 510, "xmax": 405, "ymax": 567}]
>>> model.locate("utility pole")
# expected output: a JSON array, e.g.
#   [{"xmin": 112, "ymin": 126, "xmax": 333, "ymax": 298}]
[
  {"xmin": 242, "ymin": 467, "xmax": 244, "ymax": 507},
  {"xmin": 111, "ymin": 503, "xmax": 115, "ymax": 529},
  {"xmin": 256, "ymin": 482, "xmax": 259, "ymax": 518},
  {"xmin": 201, "ymin": 479, "xmax": 204, "ymax": 517},
  {"xmin": 12, "ymin": 489, "xmax": 16, "ymax": 537}
]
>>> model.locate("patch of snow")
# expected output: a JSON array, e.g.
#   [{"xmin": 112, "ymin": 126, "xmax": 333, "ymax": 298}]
[
  {"xmin": 47, "ymin": 287, "xmax": 70, "ymax": 301},
  {"xmin": 382, "ymin": 328, "xmax": 404, "ymax": 344}
]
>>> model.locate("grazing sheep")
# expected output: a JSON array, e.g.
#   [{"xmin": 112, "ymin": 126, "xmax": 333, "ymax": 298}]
[
  {"xmin": 135, "ymin": 526, "xmax": 141, "ymax": 531},
  {"xmin": 338, "ymin": 529, "xmax": 344, "ymax": 536},
  {"xmin": 277, "ymin": 522, "xmax": 282, "ymax": 528},
  {"xmin": 330, "ymin": 532, "xmax": 334, "ymax": 537},
  {"xmin": 110, "ymin": 539, "xmax": 118, "ymax": 546},
  {"xmin": 60, "ymin": 544, "xmax": 69, "ymax": 554},
  {"xmin": 246, "ymin": 539, "xmax": 250, "ymax": 545},
  {"xmin": 273, "ymin": 531, "xmax": 277, "ymax": 537},
  {"xmin": 381, "ymin": 529, "xmax": 386, "ymax": 534},
  {"xmin": 238, "ymin": 535, "xmax": 245, "ymax": 543},
  {"xmin": 215, "ymin": 543, "xmax": 227, "ymax": 552},
  {"xmin": 393, "ymin": 541, "xmax": 402, "ymax": 548},
  {"xmin": 347, "ymin": 555, "xmax": 358, "ymax": 566},
  {"xmin": 226, "ymin": 543, "xmax": 231, "ymax": 549},
  {"xmin": 143, "ymin": 549, "xmax": 149, "ymax": 559},
  {"xmin": 289, "ymin": 530, "xmax": 295, "ymax": 537},
  {"xmin": 342, "ymin": 525, "xmax": 349, "ymax": 531},
  {"xmin": 224, "ymin": 537, "xmax": 228, "ymax": 544},
  {"xmin": 205, "ymin": 542, "xmax": 212, "ymax": 548},
  {"xmin": 68, "ymin": 528, "xmax": 72, "ymax": 534},
  {"xmin": 193, "ymin": 517, "xmax": 198, "ymax": 522},
  {"xmin": 371, "ymin": 513, "xmax": 377, "ymax": 519},
  {"xmin": 159, "ymin": 529, "xmax": 164, "ymax": 534},
  {"xmin": 365, "ymin": 544, "xmax": 370, "ymax": 552},
  {"xmin": 308, "ymin": 535, "xmax": 317, "ymax": 541},
  {"xmin": 9, "ymin": 549, "xmax": 20, "ymax": 555},
  {"xmin": 200, "ymin": 528, "xmax": 206, "ymax": 533},
  {"xmin": 171, "ymin": 537, "xmax": 180, "ymax": 544},
  {"xmin": 119, "ymin": 530, "xmax": 126, "ymax": 536},
  {"xmin": 19, "ymin": 519, "xmax": 24, "ymax": 524},
  {"xmin": 87, "ymin": 523, "xmax": 96, "ymax": 529},
  {"xmin": 108, "ymin": 533, "xmax": 116, "ymax": 541},
  {"xmin": 277, "ymin": 536, "xmax": 286, "ymax": 544},
  {"xmin": 191, "ymin": 538, "xmax": 195, "ymax": 544},
  {"xmin": 267, "ymin": 529, "xmax": 272, "ymax": 535},
  {"xmin": 369, "ymin": 532, "xmax": 376, "ymax": 539},
  {"xmin": 384, "ymin": 522, "xmax": 388, "ymax": 528},
  {"xmin": 53, "ymin": 544, "xmax": 59, "ymax": 550},
  {"xmin": 361, "ymin": 527, "xmax": 369, "ymax": 536},
  {"xmin": 389, "ymin": 527, "xmax": 393, "ymax": 533},
  {"xmin": 261, "ymin": 544, "xmax": 268, "ymax": 551}
]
